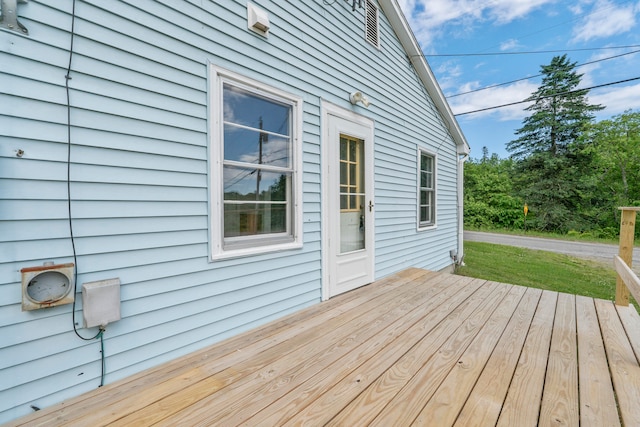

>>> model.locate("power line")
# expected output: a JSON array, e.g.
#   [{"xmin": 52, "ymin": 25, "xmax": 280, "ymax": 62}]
[
  {"xmin": 468, "ymin": 0, "xmax": 635, "ymax": 55},
  {"xmin": 454, "ymin": 76, "xmax": 640, "ymax": 116},
  {"xmin": 421, "ymin": 44, "xmax": 640, "ymax": 57},
  {"xmin": 447, "ymin": 49, "xmax": 640, "ymax": 98}
]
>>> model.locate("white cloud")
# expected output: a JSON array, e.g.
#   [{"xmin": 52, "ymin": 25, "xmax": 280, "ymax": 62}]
[
  {"xmin": 401, "ymin": 0, "xmax": 557, "ymax": 48},
  {"xmin": 488, "ymin": 0, "xmax": 557, "ymax": 24},
  {"xmin": 572, "ymin": 0, "xmax": 639, "ymax": 42},
  {"xmin": 500, "ymin": 39, "xmax": 521, "ymax": 51},
  {"xmin": 591, "ymin": 83, "xmax": 640, "ymax": 116},
  {"xmin": 396, "ymin": 0, "xmax": 417, "ymax": 15},
  {"xmin": 434, "ymin": 61, "xmax": 464, "ymax": 91},
  {"xmin": 578, "ymin": 48, "xmax": 640, "ymax": 89},
  {"xmin": 447, "ymin": 80, "xmax": 539, "ymax": 121}
]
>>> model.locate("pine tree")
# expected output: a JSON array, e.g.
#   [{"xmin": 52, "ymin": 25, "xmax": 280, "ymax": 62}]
[
  {"xmin": 507, "ymin": 55, "xmax": 604, "ymax": 232},
  {"xmin": 507, "ymin": 54, "xmax": 603, "ymax": 159}
]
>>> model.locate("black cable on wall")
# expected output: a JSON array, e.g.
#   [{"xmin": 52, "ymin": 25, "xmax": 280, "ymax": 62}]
[{"xmin": 64, "ymin": 0, "xmax": 105, "ymax": 387}]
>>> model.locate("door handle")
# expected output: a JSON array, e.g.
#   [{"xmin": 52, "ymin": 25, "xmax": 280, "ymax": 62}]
[{"xmin": 368, "ymin": 200, "xmax": 374, "ymax": 212}]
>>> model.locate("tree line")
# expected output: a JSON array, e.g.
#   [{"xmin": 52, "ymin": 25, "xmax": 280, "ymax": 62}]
[{"xmin": 464, "ymin": 54, "xmax": 640, "ymax": 238}]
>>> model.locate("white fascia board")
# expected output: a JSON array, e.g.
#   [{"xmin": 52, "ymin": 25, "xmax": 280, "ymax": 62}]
[{"xmin": 378, "ymin": 0, "xmax": 470, "ymax": 155}]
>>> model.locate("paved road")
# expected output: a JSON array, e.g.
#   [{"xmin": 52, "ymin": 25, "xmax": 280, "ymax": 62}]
[{"xmin": 464, "ymin": 231, "xmax": 640, "ymax": 269}]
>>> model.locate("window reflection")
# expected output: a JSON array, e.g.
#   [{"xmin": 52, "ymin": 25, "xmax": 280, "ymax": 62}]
[{"xmin": 222, "ymin": 84, "xmax": 293, "ymax": 238}]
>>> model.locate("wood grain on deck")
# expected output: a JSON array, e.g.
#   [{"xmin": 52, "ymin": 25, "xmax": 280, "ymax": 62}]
[{"xmin": 10, "ymin": 269, "xmax": 640, "ymax": 427}]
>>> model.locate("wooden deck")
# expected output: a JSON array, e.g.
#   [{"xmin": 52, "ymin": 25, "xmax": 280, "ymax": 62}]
[{"xmin": 10, "ymin": 269, "xmax": 640, "ymax": 426}]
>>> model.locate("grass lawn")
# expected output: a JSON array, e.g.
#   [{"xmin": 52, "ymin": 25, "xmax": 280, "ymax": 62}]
[{"xmin": 456, "ymin": 241, "xmax": 629, "ymax": 303}]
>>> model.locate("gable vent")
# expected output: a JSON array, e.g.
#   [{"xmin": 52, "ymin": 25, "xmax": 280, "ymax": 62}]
[{"xmin": 365, "ymin": 0, "xmax": 379, "ymax": 48}]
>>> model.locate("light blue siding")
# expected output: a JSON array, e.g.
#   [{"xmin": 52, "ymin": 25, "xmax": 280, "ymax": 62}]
[{"xmin": 0, "ymin": 0, "xmax": 463, "ymax": 422}]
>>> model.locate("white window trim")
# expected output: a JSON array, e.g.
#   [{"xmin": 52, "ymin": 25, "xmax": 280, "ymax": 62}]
[
  {"xmin": 417, "ymin": 148, "xmax": 437, "ymax": 231},
  {"xmin": 208, "ymin": 64, "xmax": 303, "ymax": 260}
]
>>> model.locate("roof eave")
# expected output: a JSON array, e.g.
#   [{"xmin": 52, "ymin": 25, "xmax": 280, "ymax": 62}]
[{"xmin": 378, "ymin": 0, "xmax": 470, "ymax": 155}]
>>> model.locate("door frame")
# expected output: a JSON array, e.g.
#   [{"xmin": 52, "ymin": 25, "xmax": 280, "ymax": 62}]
[{"xmin": 321, "ymin": 101, "xmax": 375, "ymax": 300}]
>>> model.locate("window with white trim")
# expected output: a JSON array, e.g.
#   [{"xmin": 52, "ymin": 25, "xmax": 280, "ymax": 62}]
[
  {"xmin": 210, "ymin": 66, "xmax": 302, "ymax": 258},
  {"xmin": 418, "ymin": 150, "xmax": 436, "ymax": 228}
]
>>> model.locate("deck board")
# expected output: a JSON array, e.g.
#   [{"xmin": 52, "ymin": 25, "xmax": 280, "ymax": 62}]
[
  {"xmin": 539, "ymin": 292, "xmax": 579, "ymax": 427},
  {"xmin": 616, "ymin": 302, "xmax": 640, "ymax": 362},
  {"xmin": 160, "ymin": 271, "xmax": 457, "ymax": 426},
  {"xmin": 367, "ymin": 281, "xmax": 512, "ymax": 427},
  {"xmin": 9, "ymin": 269, "xmax": 640, "ymax": 427},
  {"xmin": 453, "ymin": 287, "xmax": 542, "ymax": 427},
  {"xmin": 244, "ymin": 275, "xmax": 477, "ymax": 426},
  {"xmin": 496, "ymin": 290, "xmax": 557, "ymax": 427},
  {"xmin": 596, "ymin": 299, "xmax": 640, "ymax": 426},
  {"xmin": 411, "ymin": 285, "xmax": 527, "ymax": 426},
  {"xmin": 576, "ymin": 295, "xmax": 620, "ymax": 427},
  {"xmin": 322, "ymin": 278, "xmax": 498, "ymax": 427}
]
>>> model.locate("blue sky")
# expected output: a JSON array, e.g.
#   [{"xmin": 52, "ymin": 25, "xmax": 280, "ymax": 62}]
[{"xmin": 397, "ymin": 0, "xmax": 640, "ymax": 159}]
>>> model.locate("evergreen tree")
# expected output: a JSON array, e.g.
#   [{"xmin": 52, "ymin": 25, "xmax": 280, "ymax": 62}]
[
  {"xmin": 507, "ymin": 55, "xmax": 604, "ymax": 232},
  {"xmin": 507, "ymin": 54, "xmax": 603, "ymax": 158}
]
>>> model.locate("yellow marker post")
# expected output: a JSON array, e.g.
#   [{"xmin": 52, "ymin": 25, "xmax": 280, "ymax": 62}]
[{"xmin": 523, "ymin": 204, "xmax": 528, "ymax": 232}]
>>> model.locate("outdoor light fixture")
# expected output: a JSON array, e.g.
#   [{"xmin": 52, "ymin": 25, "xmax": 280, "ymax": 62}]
[{"xmin": 349, "ymin": 91, "xmax": 371, "ymax": 107}]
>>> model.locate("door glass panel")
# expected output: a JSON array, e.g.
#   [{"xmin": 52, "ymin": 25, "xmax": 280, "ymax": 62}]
[
  {"xmin": 339, "ymin": 135, "xmax": 365, "ymax": 253},
  {"xmin": 340, "ymin": 162, "xmax": 348, "ymax": 185}
]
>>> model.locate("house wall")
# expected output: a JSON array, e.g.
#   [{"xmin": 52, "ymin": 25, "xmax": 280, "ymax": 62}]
[{"xmin": 0, "ymin": 0, "xmax": 460, "ymax": 422}]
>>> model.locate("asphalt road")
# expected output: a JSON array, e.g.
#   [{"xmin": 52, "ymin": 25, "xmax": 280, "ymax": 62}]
[{"xmin": 464, "ymin": 231, "xmax": 640, "ymax": 270}]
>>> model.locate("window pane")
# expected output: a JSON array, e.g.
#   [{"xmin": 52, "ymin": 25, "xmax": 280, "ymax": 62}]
[
  {"xmin": 349, "ymin": 140, "xmax": 356, "ymax": 162},
  {"xmin": 223, "ymin": 84, "xmax": 290, "ymax": 134},
  {"xmin": 340, "ymin": 194, "xmax": 365, "ymax": 253},
  {"xmin": 418, "ymin": 151, "xmax": 435, "ymax": 226},
  {"xmin": 224, "ymin": 124, "xmax": 290, "ymax": 167},
  {"xmin": 224, "ymin": 203, "xmax": 287, "ymax": 237},
  {"xmin": 340, "ymin": 162, "xmax": 348, "ymax": 185},
  {"xmin": 340, "ymin": 138, "xmax": 348, "ymax": 160},
  {"xmin": 339, "ymin": 136, "xmax": 364, "ymax": 205},
  {"xmin": 349, "ymin": 163, "xmax": 356, "ymax": 188},
  {"xmin": 358, "ymin": 143, "xmax": 364, "ymax": 191},
  {"xmin": 424, "ymin": 171, "xmax": 432, "ymax": 189},
  {"xmin": 224, "ymin": 166, "xmax": 289, "ymax": 202},
  {"xmin": 421, "ymin": 153, "xmax": 432, "ymax": 172},
  {"xmin": 217, "ymin": 79, "xmax": 298, "ymax": 250}
]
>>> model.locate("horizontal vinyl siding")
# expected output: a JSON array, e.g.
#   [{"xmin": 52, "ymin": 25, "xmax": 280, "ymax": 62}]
[{"xmin": 0, "ymin": 0, "xmax": 460, "ymax": 422}]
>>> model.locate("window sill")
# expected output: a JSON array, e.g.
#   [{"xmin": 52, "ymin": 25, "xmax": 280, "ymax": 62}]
[
  {"xmin": 417, "ymin": 224, "xmax": 437, "ymax": 232},
  {"xmin": 210, "ymin": 240, "xmax": 303, "ymax": 261}
]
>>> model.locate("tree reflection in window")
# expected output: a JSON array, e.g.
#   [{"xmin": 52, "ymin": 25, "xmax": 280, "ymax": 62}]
[{"xmin": 222, "ymin": 84, "xmax": 293, "ymax": 238}]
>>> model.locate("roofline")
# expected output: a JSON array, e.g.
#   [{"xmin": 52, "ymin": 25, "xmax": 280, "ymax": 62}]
[{"xmin": 378, "ymin": 0, "xmax": 470, "ymax": 155}]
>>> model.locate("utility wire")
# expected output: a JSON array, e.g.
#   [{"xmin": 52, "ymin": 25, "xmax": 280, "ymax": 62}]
[
  {"xmin": 447, "ymin": 49, "xmax": 640, "ymax": 98},
  {"xmin": 65, "ymin": 0, "xmax": 106, "ymax": 387},
  {"xmin": 454, "ymin": 76, "xmax": 640, "ymax": 116},
  {"xmin": 421, "ymin": 44, "xmax": 640, "ymax": 57},
  {"xmin": 66, "ymin": 0, "xmax": 98, "ymax": 342},
  {"xmin": 432, "ymin": 0, "xmax": 635, "ymax": 56}
]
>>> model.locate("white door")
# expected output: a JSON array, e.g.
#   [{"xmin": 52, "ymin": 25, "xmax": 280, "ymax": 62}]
[{"xmin": 323, "ymin": 105, "xmax": 375, "ymax": 299}]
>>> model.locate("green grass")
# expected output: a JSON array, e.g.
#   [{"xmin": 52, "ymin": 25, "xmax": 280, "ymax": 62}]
[{"xmin": 456, "ymin": 241, "xmax": 624, "ymax": 302}]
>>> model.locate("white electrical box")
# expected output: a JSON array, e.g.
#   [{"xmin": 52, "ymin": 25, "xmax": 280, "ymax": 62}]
[
  {"xmin": 21, "ymin": 263, "xmax": 75, "ymax": 311},
  {"xmin": 82, "ymin": 278, "xmax": 121, "ymax": 328}
]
